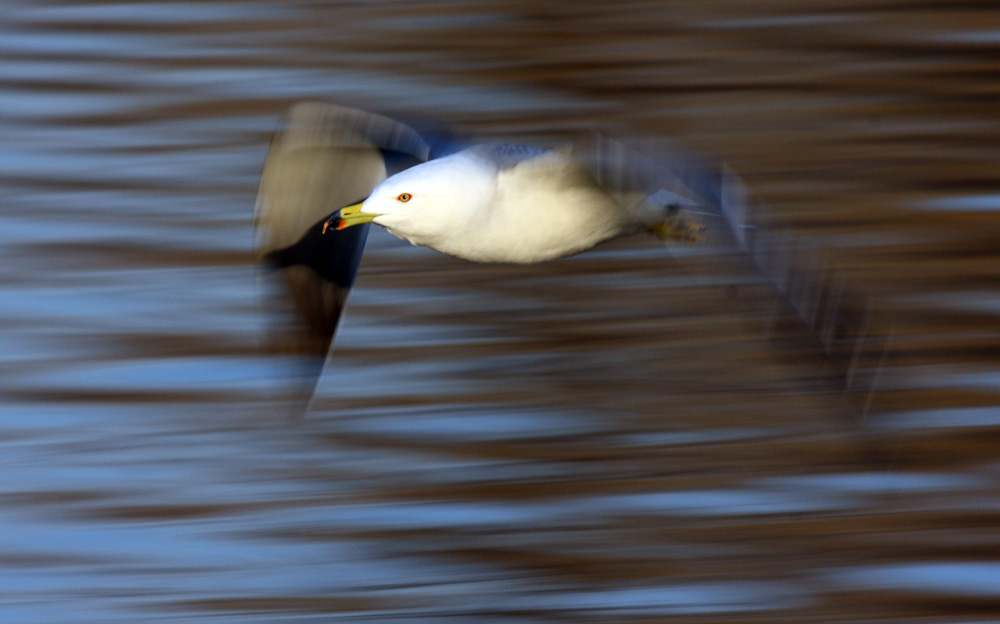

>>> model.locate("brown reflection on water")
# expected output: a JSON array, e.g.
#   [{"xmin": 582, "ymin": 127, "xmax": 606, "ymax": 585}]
[{"xmin": 1, "ymin": 1, "xmax": 999, "ymax": 622}]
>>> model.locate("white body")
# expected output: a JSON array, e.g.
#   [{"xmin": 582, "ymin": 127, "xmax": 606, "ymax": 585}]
[{"xmin": 364, "ymin": 148, "xmax": 647, "ymax": 264}]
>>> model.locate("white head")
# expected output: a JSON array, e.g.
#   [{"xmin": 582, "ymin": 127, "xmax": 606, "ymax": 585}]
[{"xmin": 335, "ymin": 153, "xmax": 497, "ymax": 249}]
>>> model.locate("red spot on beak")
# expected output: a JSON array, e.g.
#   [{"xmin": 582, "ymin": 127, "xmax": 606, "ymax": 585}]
[{"xmin": 322, "ymin": 217, "xmax": 342, "ymax": 234}]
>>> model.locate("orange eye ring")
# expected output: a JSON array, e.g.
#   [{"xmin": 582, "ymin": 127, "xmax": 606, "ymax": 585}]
[{"xmin": 397, "ymin": 193, "xmax": 412, "ymax": 203}]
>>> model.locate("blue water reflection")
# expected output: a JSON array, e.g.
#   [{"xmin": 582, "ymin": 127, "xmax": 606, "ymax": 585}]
[{"xmin": 2, "ymin": 0, "xmax": 999, "ymax": 622}]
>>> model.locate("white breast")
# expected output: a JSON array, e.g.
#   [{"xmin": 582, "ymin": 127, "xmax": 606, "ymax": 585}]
[{"xmin": 431, "ymin": 152, "xmax": 632, "ymax": 264}]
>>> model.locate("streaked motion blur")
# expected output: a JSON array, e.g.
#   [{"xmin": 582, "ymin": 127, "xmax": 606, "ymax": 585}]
[{"xmin": 1, "ymin": 1, "xmax": 998, "ymax": 622}]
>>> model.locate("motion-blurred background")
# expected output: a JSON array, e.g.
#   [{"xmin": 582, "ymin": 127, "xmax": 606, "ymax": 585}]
[{"xmin": 2, "ymin": 1, "xmax": 998, "ymax": 621}]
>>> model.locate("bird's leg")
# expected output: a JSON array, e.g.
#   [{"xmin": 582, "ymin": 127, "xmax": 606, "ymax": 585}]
[{"xmin": 649, "ymin": 205, "xmax": 706, "ymax": 243}]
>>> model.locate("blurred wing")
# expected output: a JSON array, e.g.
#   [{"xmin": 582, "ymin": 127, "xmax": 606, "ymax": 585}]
[
  {"xmin": 253, "ymin": 102, "xmax": 430, "ymax": 413},
  {"xmin": 574, "ymin": 133, "xmax": 890, "ymax": 416}
]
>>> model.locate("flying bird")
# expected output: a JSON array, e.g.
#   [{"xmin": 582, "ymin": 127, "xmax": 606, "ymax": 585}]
[{"xmin": 253, "ymin": 102, "xmax": 888, "ymax": 417}]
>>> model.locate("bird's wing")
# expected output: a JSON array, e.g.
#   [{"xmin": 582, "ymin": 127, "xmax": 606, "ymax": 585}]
[
  {"xmin": 253, "ymin": 102, "xmax": 430, "ymax": 415},
  {"xmin": 572, "ymin": 132, "xmax": 890, "ymax": 417}
]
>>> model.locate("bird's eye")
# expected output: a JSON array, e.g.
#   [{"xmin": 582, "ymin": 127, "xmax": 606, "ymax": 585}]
[{"xmin": 397, "ymin": 193, "xmax": 412, "ymax": 203}]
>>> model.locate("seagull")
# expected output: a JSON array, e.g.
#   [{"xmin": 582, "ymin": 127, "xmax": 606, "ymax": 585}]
[
  {"xmin": 253, "ymin": 101, "xmax": 886, "ymax": 417},
  {"xmin": 318, "ymin": 141, "xmax": 700, "ymax": 264}
]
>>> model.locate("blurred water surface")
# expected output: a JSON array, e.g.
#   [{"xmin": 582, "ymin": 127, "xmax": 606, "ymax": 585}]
[{"xmin": 2, "ymin": 1, "xmax": 999, "ymax": 622}]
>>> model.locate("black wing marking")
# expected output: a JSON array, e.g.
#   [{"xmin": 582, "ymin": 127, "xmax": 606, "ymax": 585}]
[{"xmin": 253, "ymin": 102, "xmax": 430, "ymax": 416}]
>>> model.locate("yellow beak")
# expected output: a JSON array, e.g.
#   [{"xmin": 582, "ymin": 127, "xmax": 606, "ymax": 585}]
[{"xmin": 323, "ymin": 203, "xmax": 381, "ymax": 233}]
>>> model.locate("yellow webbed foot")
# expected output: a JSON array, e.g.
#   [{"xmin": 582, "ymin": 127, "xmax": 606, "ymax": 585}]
[{"xmin": 649, "ymin": 208, "xmax": 706, "ymax": 244}]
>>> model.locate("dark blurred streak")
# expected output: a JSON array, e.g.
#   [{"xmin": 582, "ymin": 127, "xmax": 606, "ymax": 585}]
[{"xmin": 0, "ymin": 1, "xmax": 998, "ymax": 623}]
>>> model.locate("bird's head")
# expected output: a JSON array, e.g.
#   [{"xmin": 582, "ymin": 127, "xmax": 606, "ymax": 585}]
[{"xmin": 323, "ymin": 153, "xmax": 495, "ymax": 246}]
